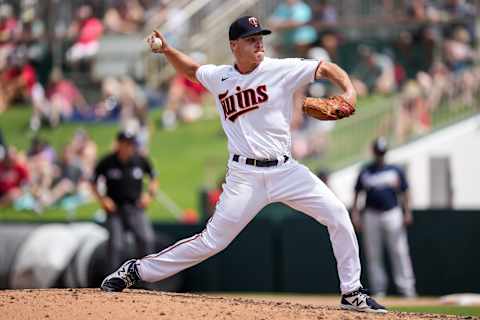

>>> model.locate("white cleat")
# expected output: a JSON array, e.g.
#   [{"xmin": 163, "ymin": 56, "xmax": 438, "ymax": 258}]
[{"xmin": 341, "ymin": 287, "xmax": 388, "ymax": 313}]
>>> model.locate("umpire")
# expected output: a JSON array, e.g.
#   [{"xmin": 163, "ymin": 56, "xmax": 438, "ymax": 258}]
[
  {"xmin": 91, "ymin": 131, "xmax": 158, "ymax": 271},
  {"xmin": 351, "ymin": 137, "xmax": 416, "ymax": 298}
]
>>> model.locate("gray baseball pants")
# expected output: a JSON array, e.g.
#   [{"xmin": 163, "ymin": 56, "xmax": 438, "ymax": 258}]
[
  {"xmin": 106, "ymin": 203, "xmax": 156, "ymax": 271},
  {"xmin": 363, "ymin": 207, "xmax": 416, "ymax": 297}
]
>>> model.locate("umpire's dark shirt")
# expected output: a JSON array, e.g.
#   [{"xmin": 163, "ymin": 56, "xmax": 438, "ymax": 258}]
[
  {"xmin": 93, "ymin": 153, "xmax": 155, "ymax": 205},
  {"xmin": 355, "ymin": 163, "xmax": 408, "ymax": 212}
]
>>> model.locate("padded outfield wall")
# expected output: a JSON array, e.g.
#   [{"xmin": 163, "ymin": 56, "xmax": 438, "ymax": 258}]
[{"xmin": 1, "ymin": 206, "xmax": 479, "ymax": 295}]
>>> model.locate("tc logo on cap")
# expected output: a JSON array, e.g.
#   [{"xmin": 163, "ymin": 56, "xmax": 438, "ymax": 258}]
[{"xmin": 248, "ymin": 17, "xmax": 259, "ymax": 28}]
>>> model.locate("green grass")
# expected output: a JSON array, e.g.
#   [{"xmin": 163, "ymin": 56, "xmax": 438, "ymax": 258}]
[{"xmin": 391, "ymin": 305, "xmax": 480, "ymax": 317}]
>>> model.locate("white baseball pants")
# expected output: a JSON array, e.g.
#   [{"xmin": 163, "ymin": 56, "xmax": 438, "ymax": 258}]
[
  {"xmin": 362, "ymin": 207, "xmax": 416, "ymax": 296},
  {"xmin": 137, "ymin": 158, "xmax": 362, "ymax": 294}
]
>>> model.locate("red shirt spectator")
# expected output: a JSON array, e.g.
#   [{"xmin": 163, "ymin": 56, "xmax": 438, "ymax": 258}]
[
  {"xmin": 47, "ymin": 79, "xmax": 82, "ymax": 105},
  {"xmin": 2, "ymin": 63, "xmax": 37, "ymax": 95},
  {"xmin": 0, "ymin": 12, "xmax": 16, "ymax": 44},
  {"xmin": 0, "ymin": 157, "xmax": 29, "ymax": 195},
  {"xmin": 173, "ymin": 74, "xmax": 208, "ymax": 104},
  {"xmin": 78, "ymin": 17, "xmax": 103, "ymax": 44}
]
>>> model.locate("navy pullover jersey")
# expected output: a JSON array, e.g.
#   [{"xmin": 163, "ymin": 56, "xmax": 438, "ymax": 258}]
[{"xmin": 355, "ymin": 163, "xmax": 408, "ymax": 212}]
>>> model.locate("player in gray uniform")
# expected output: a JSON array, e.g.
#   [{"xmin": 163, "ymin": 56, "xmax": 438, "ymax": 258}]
[
  {"xmin": 101, "ymin": 16, "xmax": 386, "ymax": 313},
  {"xmin": 351, "ymin": 137, "xmax": 416, "ymax": 298}
]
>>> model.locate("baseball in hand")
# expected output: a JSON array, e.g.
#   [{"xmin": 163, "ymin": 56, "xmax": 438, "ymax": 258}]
[{"xmin": 151, "ymin": 37, "xmax": 163, "ymax": 50}]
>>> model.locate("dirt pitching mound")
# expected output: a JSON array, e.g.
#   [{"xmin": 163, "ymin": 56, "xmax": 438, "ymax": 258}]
[{"xmin": 0, "ymin": 289, "xmax": 474, "ymax": 320}]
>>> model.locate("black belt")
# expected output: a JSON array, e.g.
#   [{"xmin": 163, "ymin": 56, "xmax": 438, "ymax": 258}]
[{"xmin": 232, "ymin": 154, "xmax": 289, "ymax": 167}]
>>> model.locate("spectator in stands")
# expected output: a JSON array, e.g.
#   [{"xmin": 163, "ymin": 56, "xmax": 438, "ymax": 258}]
[
  {"xmin": 443, "ymin": 27, "xmax": 475, "ymax": 74},
  {"xmin": 426, "ymin": 62, "xmax": 450, "ymax": 108},
  {"xmin": 15, "ymin": 0, "xmax": 48, "ymax": 84},
  {"xmin": 269, "ymin": 0, "xmax": 317, "ymax": 57},
  {"xmin": 0, "ymin": 148, "xmax": 29, "ymax": 208},
  {"xmin": 0, "ymin": 48, "xmax": 46, "ymax": 114},
  {"xmin": 318, "ymin": 30, "xmax": 340, "ymax": 63},
  {"xmin": 95, "ymin": 76, "xmax": 123, "ymax": 119},
  {"xmin": 31, "ymin": 67, "xmax": 88, "ymax": 129},
  {"xmin": 441, "ymin": 0, "xmax": 476, "ymax": 45},
  {"xmin": 351, "ymin": 45, "xmax": 395, "ymax": 96},
  {"xmin": 406, "ymin": 0, "xmax": 441, "ymax": 22},
  {"xmin": 66, "ymin": 4, "xmax": 103, "ymax": 68},
  {"xmin": 393, "ymin": 31, "xmax": 415, "ymax": 81},
  {"xmin": 310, "ymin": 0, "xmax": 337, "ymax": 30},
  {"xmin": 27, "ymin": 136, "xmax": 56, "ymax": 163},
  {"xmin": 351, "ymin": 137, "xmax": 417, "ymax": 298},
  {"xmin": 162, "ymin": 52, "xmax": 208, "ymax": 130},
  {"xmin": 26, "ymin": 137, "xmax": 55, "ymax": 208},
  {"xmin": 68, "ymin": 129, "xmax": 97, "ymax": 180},
  {"xmin": 0, "ymin": 3, "xmax": 17, "ymax": 71},
  {"xmin": 0, "ymin": 4, "xmax": 16, "ymax": 41},
  {"xmin": 47, "ymin": 68, "xmax": 88, "ymax": 119},
  {"xmin": 27, "ymin": 131, "xmax": 96, "ymax": 212},
  {"xmin": 395, "ymin": 80, "xmax": 430, "ymax": 143},
  {"xmin": 442, "ymin": 27, "xmax": 477, "ymax": 107},
  {"xmin": 351, "ymin": 45, "xmax": 382, "ymax": 96},
  {"xmin": 104, "ymin": 0, "xmax": 145, "ymax": 34},
  {"xmin": 375, "ymin": 48, "xmax": 397, "ymax": 94},
  {"xmin": 38, "ymin": 146, "xmax": 84, "ymax": 208}
]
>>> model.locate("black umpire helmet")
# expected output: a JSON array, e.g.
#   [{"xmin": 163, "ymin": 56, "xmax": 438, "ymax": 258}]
[{"xmin": 116, "ymin": 131, "xmax": 137, "ymax": 144}]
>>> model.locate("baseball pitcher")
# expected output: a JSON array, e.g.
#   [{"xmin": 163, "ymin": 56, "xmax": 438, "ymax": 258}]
[{"xmin": 101, "ymin": 16, "xmax": 386, "ymax": 313}]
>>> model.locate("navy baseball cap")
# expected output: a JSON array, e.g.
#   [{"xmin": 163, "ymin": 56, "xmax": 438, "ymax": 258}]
[
  {"xmin": 229, "ymin": 16, "xmax": 271, "ymax": 41},
  {"xmin": 372, "ymin": 137, "xmax": 388, "ymax": 155}
]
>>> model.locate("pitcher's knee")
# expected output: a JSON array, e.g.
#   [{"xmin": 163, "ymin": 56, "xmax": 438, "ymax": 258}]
[{"xmin": 202, "ymin": 232, "xmax": 234, "ymax": 256}]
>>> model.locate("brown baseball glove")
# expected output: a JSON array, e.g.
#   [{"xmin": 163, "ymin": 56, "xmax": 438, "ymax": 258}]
[{"xmin": 302, "ymin": 96, "xmax": 355, "ymax": 121}]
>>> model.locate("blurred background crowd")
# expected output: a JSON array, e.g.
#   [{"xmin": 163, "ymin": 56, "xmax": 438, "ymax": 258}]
[{"xmin": 0, "ymin": 0, "xmax": 479, "ymax": 218}]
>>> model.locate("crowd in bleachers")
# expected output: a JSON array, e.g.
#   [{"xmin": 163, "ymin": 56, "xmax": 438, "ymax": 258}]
[
  {"xmin": 277, "ymin": 0, "xmax": 480, "ymax": 160},
  {"xmin": 0, "ymin": 128, "xmax": 97, "ymax": 213},
  {"xmin": 0, "ymin": 0, "xmax": 179, "ymax": 127},
  {"xmin": 1, "ymin": 0, "xmax": 479, "ymax": 215}
]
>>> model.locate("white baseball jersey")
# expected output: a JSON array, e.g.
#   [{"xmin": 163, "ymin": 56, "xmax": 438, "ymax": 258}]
[
  {"xmin": 136, "ymin": 56, "xmax": 363, "ymax": 296},
  {"xmin": 196, "ymin": 57, "xmax": 319, "ymax": 159}
]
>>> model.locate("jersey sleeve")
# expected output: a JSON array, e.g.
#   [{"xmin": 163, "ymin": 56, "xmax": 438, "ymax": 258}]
[
  {"xmin": 282, "ymin": 58, "xmax": 320, "ymax": 92},
  {"xmin": 92, "ymin": 158, "xmax": 106, "ymax": 183},
  {"xmin": 141, "ymin": 156, "xmax": 156, "ymax": 178},
  {"xmin": 354, "ymin": 170, "xmax": 365, "ymax": 192},
  {"xmin": 396, "ymin": 167, "xmax": 409, "ymax": 192},
  {"xmin": 195, "ymin": 64, "xmax": 219, "ymax": 93}
]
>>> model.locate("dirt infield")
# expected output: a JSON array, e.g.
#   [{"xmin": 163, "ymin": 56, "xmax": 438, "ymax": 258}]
[{"xmin": 0, "ymin": 289, "xmax": 476, "ymax": 320}]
